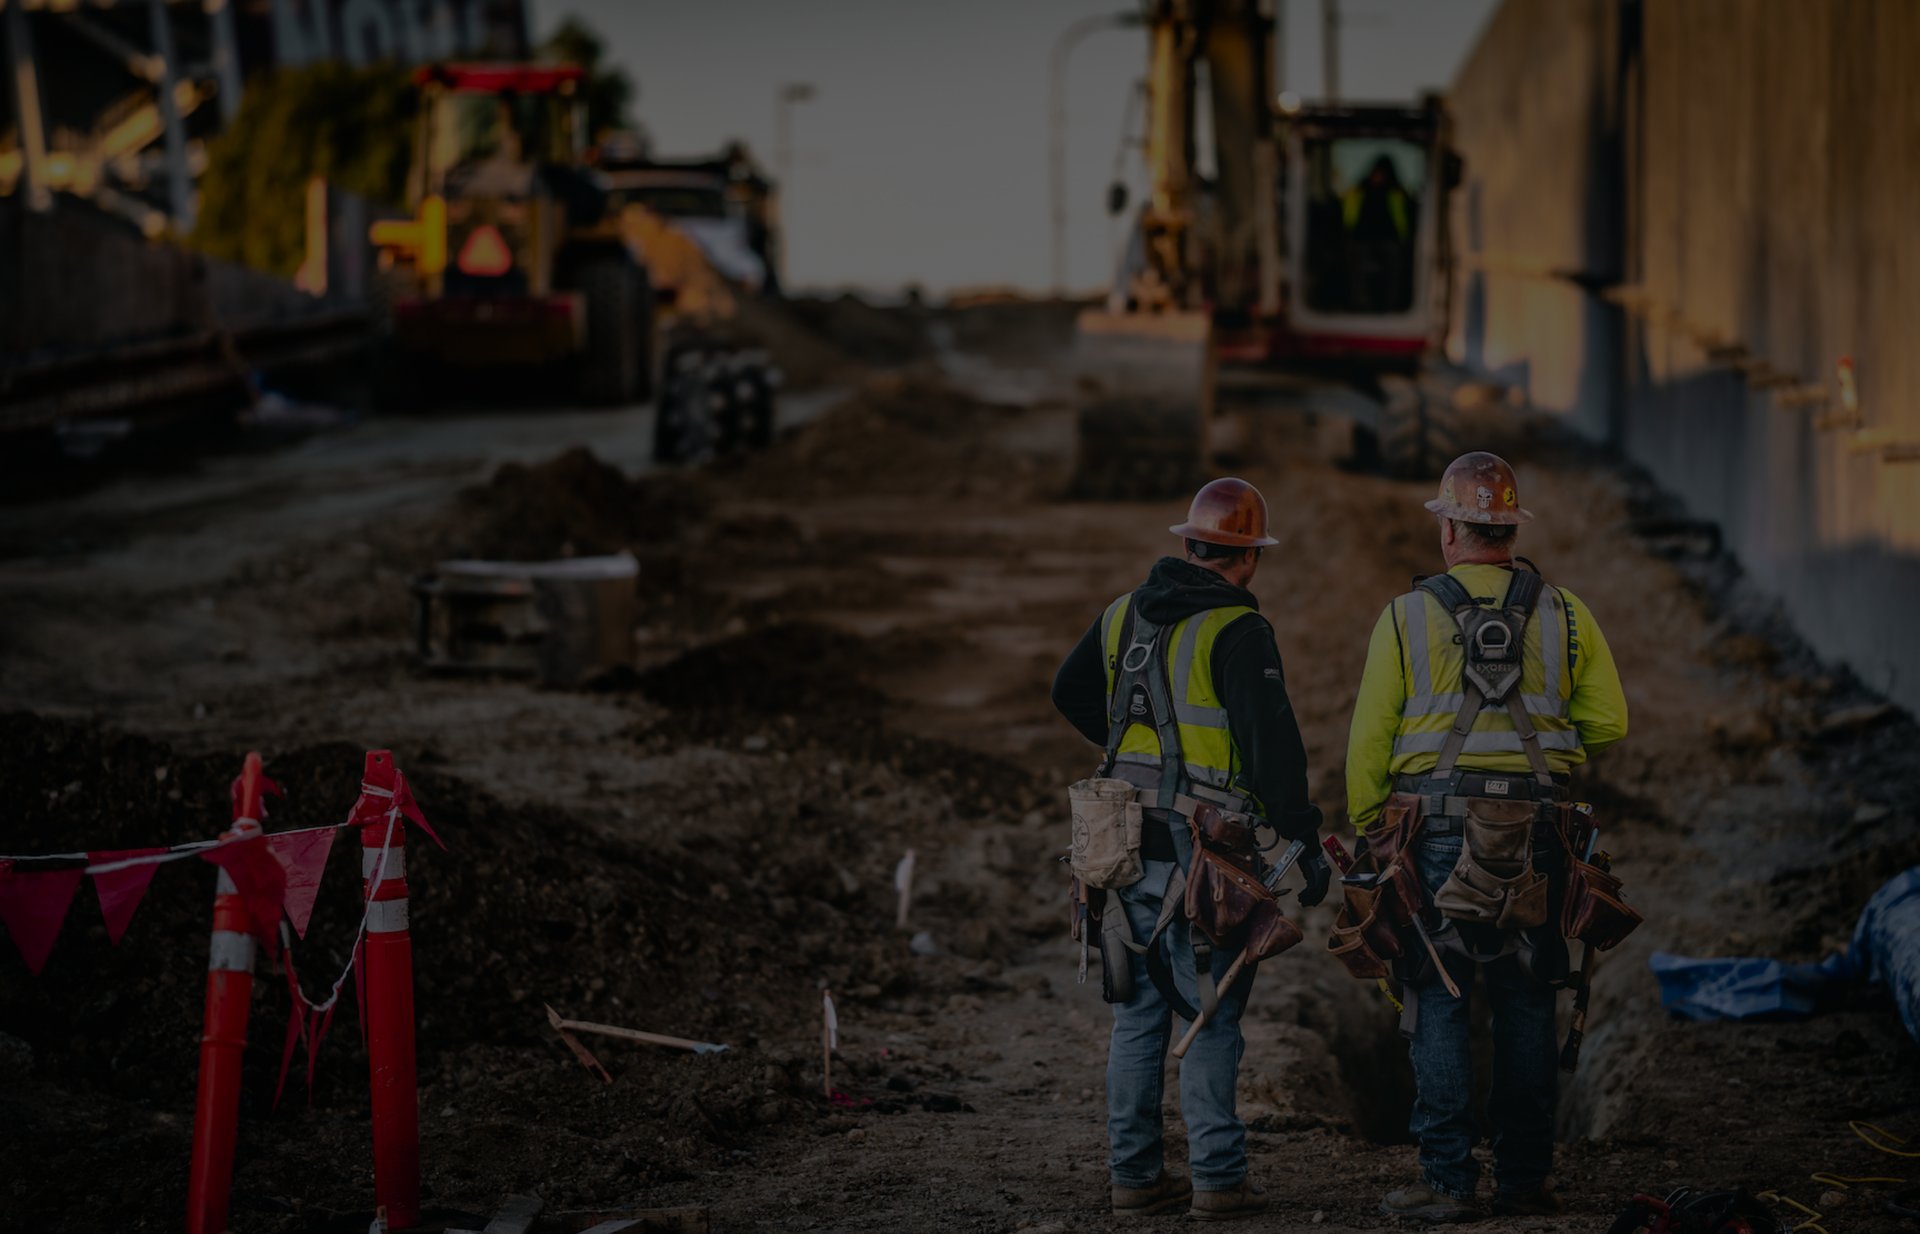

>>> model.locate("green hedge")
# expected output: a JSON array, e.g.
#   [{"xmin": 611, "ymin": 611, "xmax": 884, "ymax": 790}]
[{"xmin": 192, "ymin": 63, "xmax": 417, "ymax": 278}]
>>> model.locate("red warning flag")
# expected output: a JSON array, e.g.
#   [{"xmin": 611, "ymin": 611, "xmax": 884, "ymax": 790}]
[
  {"xmin": 0, "ymin": 861, "xmax": 84, "ymax": 974},
  {"xmin": 88, "ymin": 848, "xmax": 169, "ymax": 943},
  {"xmin": 201, "ymin": 834, "xmax": 288, "ymax": 959},
  {"xmin": 349, "ymin": 754, "xmax": 443, "ymax": 850},
  {"xmin": 267, "ymin": 829, "xmax": 335, "ymax": 939}
]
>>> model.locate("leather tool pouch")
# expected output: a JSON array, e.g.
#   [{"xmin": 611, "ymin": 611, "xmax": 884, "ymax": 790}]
[
  {"xmin": 1560, "ymin": 852, "xmax": 1642, "ymax": 950},
  {"xmin": 1183, "ymin": 803, "xmax": 1269, "ymax": 947},
  {"xmin": 1433, "ymin": 797, "xmax": 1550, "ymax": 929},
  {"xmin": 1327, "ymin": 793, "xmax": 1424, "ymax": 980},
  {"xmin": 1068, "ymin": 777, "xmax": 1144, "ymax": 890},
  {"xmin": 1243, "ymin": 898, "xmax": 1305, "ymax": 963}
]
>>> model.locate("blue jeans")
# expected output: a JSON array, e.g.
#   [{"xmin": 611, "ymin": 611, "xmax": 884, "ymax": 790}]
[
  {"xmin": 1406, "ymin": 833, "xmax": 1558, "ymax": 1201},
  {"xmin": 1107, "ymin": 852, "xmax": 1252, "ymax": 1192}
]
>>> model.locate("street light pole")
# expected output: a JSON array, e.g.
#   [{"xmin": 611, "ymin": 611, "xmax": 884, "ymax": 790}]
[
  {"xmin": 1049, "ymin": 10, "xmax": 1141, "ymax": 297},
  {"xmin": 774, "ymin": 82, "xmax": 815, "ymax": 290},
  {"xmin": 1321, "ymin": 0, "xmax": 1339, "ymax": 103}
]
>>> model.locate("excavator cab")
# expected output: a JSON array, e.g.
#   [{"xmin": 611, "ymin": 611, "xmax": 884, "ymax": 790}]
[
  {"xmin": 1271, "ymin": 99, "xmax": 1455, "ymax": 369},
  {"xmin": 1072, "ymin": 1, "xmax": 1463, "ymax": 497}
]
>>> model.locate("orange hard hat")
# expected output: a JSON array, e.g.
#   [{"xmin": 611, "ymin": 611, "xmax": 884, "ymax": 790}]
[
  {"xmin": 1423, "ymin": 451, "xmax": 1533, "ymax": 525},
  {"xmin": 1170, "ymin": 477, "xmax": 1279, "ymax": 548}
]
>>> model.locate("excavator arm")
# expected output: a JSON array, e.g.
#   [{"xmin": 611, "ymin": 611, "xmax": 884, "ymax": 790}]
[{"xmin": 1073, "ymin": 0, "xmax": 1279, "ymax": 498}]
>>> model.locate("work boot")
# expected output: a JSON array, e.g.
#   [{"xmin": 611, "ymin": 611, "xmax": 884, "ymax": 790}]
[
  {"xmin": 1493, "ymin": 1184, "xmax": 1563, "ymax": 1216},
  {"xmin": 1380, "ymin": 1181, "xmax": 1478, "ymax": 1223},
  {"xmin": 1111, "ymin": 1170, "xmax": 1192, "ymax": 1218},
  {"xmin": 1190, "ymin": 1176, "xmax": 1269, "ymax": 1221}
]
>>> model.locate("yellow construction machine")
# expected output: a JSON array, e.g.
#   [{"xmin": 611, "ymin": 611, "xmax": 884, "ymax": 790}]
[{"xmin": 1075, "ymin": 0, "xmax": 1463, "ymax": 497}]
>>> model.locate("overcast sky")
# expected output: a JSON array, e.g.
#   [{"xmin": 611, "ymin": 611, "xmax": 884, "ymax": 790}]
[{"xmin": 527, "ymin": 0, "xmax": 1500, "ymax": 295}]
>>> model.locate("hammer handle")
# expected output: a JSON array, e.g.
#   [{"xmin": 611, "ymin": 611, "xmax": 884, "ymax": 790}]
[{"xmin": 1170, "ymin": 951, "xmax": 1251, "ymax": 1060}]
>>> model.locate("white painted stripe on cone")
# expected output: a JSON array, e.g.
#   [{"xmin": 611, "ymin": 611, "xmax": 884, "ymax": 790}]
[
  {"xmin": 208, "ymin": 929, "xmax": 254, "ymax": 972},
  {"xmin": 362, "ymin": 847, "xmax": 405, "ymax": 880},
  {"xmin": 366, "ymin": 898, "xmax": 410, "ymax": 933}
]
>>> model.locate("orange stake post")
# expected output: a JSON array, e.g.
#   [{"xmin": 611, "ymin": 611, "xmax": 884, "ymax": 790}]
[
  {"xmin": 185, "ymin": 753, "xmax": 268, "ymax": 1234},
  {"xmin": 361, "ymin": 753, "xmax": 420, "ymax": 1229}
]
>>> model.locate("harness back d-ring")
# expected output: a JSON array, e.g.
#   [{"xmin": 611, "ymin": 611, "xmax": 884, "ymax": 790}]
[{"xmin": 1121, "ymin": 641, "xmax": 1155, "ymax": 673}]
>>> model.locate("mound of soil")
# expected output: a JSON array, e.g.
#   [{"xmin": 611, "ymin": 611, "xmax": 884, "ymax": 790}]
[
  {"xmin": 0, "ymin": 690, "xmax": 1051, "ymax": 1230},
  {"xmin": 731, "ymin": 294, "xmax": 930, "ymax": 392},
  {"xmin": 637, "ymin": 622, "xmax": 882, "ymax": 718},
  {"xmin": 741, "ymin": 372, "xmax": 1043, "ymax": 501},
  {"xmin": 437, "ymin": 447, "xmax": 709, "ymax": 562}
]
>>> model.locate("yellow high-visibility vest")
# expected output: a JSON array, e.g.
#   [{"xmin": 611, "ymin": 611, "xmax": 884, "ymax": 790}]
[
  {"xmin": 1099, "ymin": 593, "xmax": 1259, "ymax": 809},
  {"xmin": 1342, "ymin": 186, "xmax": 1411, "ymax": 241},
  {"xmin": 1389, "ymin": 578, "xmax": 1579, "ymax": 763},
  {"xmin": 1345, "ymin": 562, "xmax": 1630, "ymax": 831}
]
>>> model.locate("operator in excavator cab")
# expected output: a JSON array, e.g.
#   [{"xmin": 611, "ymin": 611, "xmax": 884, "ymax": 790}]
[
  {"xmin": 1051, "ymin": 477, "xmax": 1330, "ymax": 1221},
  {"xmin": 1344, "ymin": 451, "xmax": 1630, "ymax": 1222}
]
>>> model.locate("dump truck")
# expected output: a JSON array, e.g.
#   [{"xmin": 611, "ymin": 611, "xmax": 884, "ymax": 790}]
[
  {"xmin": 369, "ymin": 63, "xmax": 655, "ymax": 407},
  {"xmin": 1075, "ymin": 0, "xmax": 1462, "ymax": 497},
  {"xmin": 594, "ymin": 143, "xmax": 780, "ymax": 463}
]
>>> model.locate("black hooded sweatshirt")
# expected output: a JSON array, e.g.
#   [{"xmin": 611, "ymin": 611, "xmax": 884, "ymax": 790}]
[{"xmin": 1050, "ymin": 557, "xmax": 1322, "ymax": 844}]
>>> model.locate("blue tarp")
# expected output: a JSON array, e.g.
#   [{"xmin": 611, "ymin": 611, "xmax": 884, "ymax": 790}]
[
  {"xmin": 1650, "ymin": 866, "xmax": 1920, "ymax": 1043},
  {"xmin": 1849, "ymin": 866, "xmax": 1920, "ymax": 1044}
]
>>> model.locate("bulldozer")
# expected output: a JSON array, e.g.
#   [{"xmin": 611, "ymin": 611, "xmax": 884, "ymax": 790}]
[
  {"xmin": 369, "ymin": 63, "xmax": 654, "ymax": 407},
  {"xmin": 1075, "ymin": 0, "xmax": 1463, "ymax": 497}
]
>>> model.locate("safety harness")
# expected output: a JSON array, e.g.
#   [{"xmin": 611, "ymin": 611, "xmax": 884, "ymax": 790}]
[
  {"xmin": 1100, "ymin": 600, "xmax": 1231, "ymax": 1022},
  {"xmin": 1401, "ymin": 567, "xmax": 1559, "ymax": 989},
  {"xmin": 1413, "ymin": 567, "xmax": 1556, "ymax": 792}
]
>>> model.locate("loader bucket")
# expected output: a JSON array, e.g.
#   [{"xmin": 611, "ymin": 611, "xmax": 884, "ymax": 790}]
[{"xmin": 1070, "ymin": 309, "xmax": 1214, "ymax": 501}]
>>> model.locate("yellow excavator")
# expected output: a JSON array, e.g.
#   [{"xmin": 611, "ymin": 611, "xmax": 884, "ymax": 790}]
[{"xmin": 1075, "ymin": 0, "xmax": 1463, "ymax": 497}]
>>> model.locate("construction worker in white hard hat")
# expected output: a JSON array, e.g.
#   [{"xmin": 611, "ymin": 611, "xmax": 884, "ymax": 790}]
[
  {"xmin": 1345, "ymin": 452, "xmax": 1629, "ymax": 1222},
  {"xmin": 1051, "ymin": 477, "xmax": 1330, "ymax": 1222}
]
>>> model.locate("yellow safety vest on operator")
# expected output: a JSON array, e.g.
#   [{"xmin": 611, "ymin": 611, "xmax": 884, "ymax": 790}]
[
  {"xmin": 1099, "ymin": 593, "xmax": 1260, "ymax": 811},
  {"xmin": 1345, "ymin": 562, "xmax": 1630, "ymax": 831},
  {"xmin": 1342, "ymin": 186, "xmax": 1411, "ymax": 242}
]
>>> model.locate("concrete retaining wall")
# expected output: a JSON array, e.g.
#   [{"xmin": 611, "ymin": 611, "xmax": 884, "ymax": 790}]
[
  {"xmin": 1449, "ymin": 0, "xmax": 1920, "ymax": 714},
  {"xmin": 0, "ymin": 200, "xmax": 334, "ymax": 363}
]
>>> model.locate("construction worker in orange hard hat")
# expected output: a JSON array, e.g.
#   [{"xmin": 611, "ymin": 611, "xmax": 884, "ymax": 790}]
[
  {"xmin": 1342, "ymin": 451, "xmax": 1632, "ymax": 1222},
  {"xmin": 1049, "ymin": 476, "xmax": 1328, "ymax": 1221}
]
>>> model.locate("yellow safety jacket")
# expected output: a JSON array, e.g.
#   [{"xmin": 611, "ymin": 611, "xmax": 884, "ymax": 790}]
[
  {"xmin": 1342, "ymin": 186, "xmax": 1411, "ymax": 241},
  {"xmin": 1345, "ymin": 562, "xmax": 1628, "ymax": 831},
  {"xmin": 1100, "ymin": 593, "xmax": 1261, "ymax": 812}
]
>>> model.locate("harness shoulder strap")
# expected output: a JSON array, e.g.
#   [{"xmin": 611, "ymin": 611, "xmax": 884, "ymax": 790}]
[
  {"xmin": 1500, "ymin": 568, "xmax": 1545, "ymax": 623},
  {"xmin": 1415, "ymin": 572, "xmax": 1476, "ymax": 614},
  {"xmin": 1102, "ymin": 594, "xmax": 1186, "ymax": 811}
]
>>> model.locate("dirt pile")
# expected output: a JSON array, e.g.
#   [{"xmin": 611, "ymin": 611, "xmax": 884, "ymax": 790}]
[
  {"xmin": 0, "ymin": 657, "xmax": 1054, "ymax": 1229},
  {"xmin": 731, "ymin": 293, "xmax": 931, "ymax": 391},
  {"xmin": 432, "ymin": 447, "xmax": 709, "ymax": 562},
  {"xmin": 739, "ymin": 371, "xmax": 1045, "ymax": 501}
]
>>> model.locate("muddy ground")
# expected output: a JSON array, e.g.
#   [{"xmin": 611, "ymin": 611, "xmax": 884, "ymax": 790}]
[{"xmin": 2, "ymin": 300, "xmax": 1918, "ymax": 1233}]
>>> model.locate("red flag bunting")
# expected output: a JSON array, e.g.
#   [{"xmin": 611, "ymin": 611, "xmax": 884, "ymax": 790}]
[
  {"xmin": 349, "ymin": 753, "xmax": 443, "ymax": 851},
  {"xmin": 274, "ymin": 951, "xmax": 308, "ymax": 1112},
  {"xmin": 307, "ymin": 1000, "xmax": 337, "ymax": 1104},
  {"xmin": 201, "ymin": 834, "xmax": 287, "ymax": 960},
  {"xmin": 266, "ymin": 829, "xmax": 335, "ymax": 939},
  {"xmin": 0, "ymin": 861, "xmax": 84, "ymax": 974},
  {"xmin": 88, "ymin": 849, "xmax": 168, "ymax": 944}
]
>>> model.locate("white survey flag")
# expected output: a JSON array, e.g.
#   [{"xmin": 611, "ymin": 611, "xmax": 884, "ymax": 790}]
[
  {"xmin": 894, "ymin": 849, "xmax": 916, "ymax": 894},
  {"xmin": 823, "ymin": 990, "xmax": 839, "ymax": 1049}
]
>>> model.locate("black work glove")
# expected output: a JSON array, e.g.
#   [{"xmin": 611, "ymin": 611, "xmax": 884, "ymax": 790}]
[{"xmin": 1296, "ymin": 850, "xmax": 1332, "ymax": 908}]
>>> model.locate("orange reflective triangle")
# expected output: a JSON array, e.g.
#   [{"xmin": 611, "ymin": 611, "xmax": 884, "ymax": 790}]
[{"xmin": 457, "ymin": 225, "xmax": 513, "ymax": 277}]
